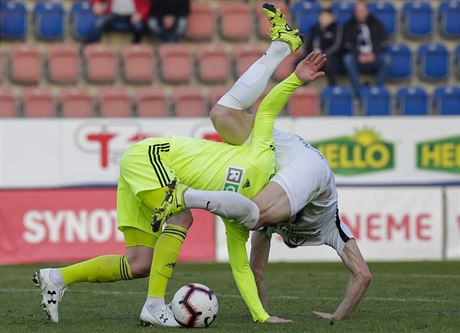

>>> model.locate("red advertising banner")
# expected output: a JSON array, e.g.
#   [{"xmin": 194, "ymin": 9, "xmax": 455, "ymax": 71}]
[{"xmin": 0, "ymin": 189, "xmax": 215, "ymax": 264}]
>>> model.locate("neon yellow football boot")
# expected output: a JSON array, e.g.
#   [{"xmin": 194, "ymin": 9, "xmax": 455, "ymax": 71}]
[
  {"xmin": 151, "ymin": 179, "xmax": 188, "ymax": 232},
  {"xmin": 262, "ymin": 3, "xmax": 303, "ymax": 53}
]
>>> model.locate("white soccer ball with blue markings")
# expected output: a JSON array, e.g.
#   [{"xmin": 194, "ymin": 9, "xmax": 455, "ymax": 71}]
[{"xmin": 171, "ymin": 283, "xmax": 218, "ymax": 328}]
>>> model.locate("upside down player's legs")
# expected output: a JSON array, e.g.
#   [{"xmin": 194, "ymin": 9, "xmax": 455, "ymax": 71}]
[
  {"xmin": 251, "ymin": 182, "xmax": 292, "ymax": 228},
  {"xmin": 211, "ymin": 41, "xmax": 291, "ymax": 145}
]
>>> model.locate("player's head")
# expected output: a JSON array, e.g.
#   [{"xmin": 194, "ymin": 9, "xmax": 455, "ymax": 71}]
[
  {"xmin": 318, "ymin": 9, "xmax": 335, "ymax": 28},
  {"xmin": 354, "ymin": 0, "xmax": 370, "ymax": 23}
]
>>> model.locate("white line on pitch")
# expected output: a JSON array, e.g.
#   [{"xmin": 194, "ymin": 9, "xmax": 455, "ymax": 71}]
[{"xmin": 1, "ymin": 288, "xmax": 458, "ymax": 304}]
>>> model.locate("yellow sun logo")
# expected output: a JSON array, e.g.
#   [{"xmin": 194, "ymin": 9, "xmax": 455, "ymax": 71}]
[{"xmin": 352, "ymin": 128, "xmax": 382, "ymax": 146}]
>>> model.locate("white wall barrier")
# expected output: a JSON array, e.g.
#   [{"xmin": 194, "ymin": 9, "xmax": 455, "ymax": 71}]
[
  {"xmin": 0, "ymin": 117, "xmax": 458, "ymax": 262},
  {"xmin": 217, "ymin": 187, "xmax": 445, "ymax": 262}
]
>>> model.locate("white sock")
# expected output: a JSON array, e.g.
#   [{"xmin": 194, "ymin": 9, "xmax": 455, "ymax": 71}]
[
  {"xmin": 218, "ymin": 41, "xmax": 291, "ymax": 110},
  {"xmin": 50, "ymin": 269, "xmax": 65, "ymax": 288},
  {"xmin": 184, "ymin": 188, "xmax": 260, "ymax": 229},
  {"xmin": 145, "ymin": 297, "xmax": 165, "ymax": 309}
]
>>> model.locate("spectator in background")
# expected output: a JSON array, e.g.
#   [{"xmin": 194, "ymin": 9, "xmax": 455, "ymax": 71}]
[
  {"xmin": 88, "ymin": 0, "xmax": 151, "ymax": 43},
  {"xmin": 342, "ymin": 0, "xmax": 387, "ymax": 97},
  {"xmin": 148, "ymin": 0, "xmax": 190, "ymax": 43},
  {"xmin": 305, "ymin": 8, "xmax": 342, "ymax": 86}
]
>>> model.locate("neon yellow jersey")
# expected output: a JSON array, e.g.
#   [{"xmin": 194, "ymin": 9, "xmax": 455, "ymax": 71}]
[{"xmin": 169, "ymin": 136, "xmax": 274, "ymax": 199}]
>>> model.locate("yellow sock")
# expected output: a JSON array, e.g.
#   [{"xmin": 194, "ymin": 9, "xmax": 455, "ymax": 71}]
[
  {"xmin": 59, "ymin": 255, "xmax": 133, "ymax": 286},
  {"xmin": 148, "ymin": 224, "xmax": 187, "ymax": 297}
]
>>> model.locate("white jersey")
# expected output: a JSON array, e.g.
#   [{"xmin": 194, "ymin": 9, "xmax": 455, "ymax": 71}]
[{"xmin": 267, "ymin": 129, "xmax": 352, "ymax": 255}]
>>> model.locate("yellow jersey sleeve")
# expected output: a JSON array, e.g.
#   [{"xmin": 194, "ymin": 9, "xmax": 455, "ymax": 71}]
[{"xmin": 223, "ymin": 219, "xmax": 270, "ymax": 323}]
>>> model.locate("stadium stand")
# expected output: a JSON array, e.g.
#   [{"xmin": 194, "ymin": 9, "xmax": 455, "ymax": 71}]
[
  {"xmin": 368, "ymin": 1, "xmax": 397, "ymax": 36},
  {"xmin": 22, "ymin": 88, "xmax": 55, "ymax": 117},
  {"xmin": 208, "ymin": 85, "xmax": 230, "ymax": 108},
  {"xmin": 288, "ymin": 87, "xmax": 319, "ymax": 117},
  {"xmin": 186, "ymin": 1, "xmax": 214, "ymax": 41},
  {"xmin": 396, "ymin": 86, "xmax": 429, "ymax": 115},
  {"xmin": 331, "ymin": 1, "xmax": 355, "ymax": 26},
  {"xmin": 417, "ymin": 43, "xmax": 450, "ymax": 81},
  {"xmin": 456, "ymin": 45, "xmax": 460, "ymax": 81},
  {"xmin": 158, "ymin": 44, "xmax": 191, "ymax": 83},
  {"xmin": 401, "ymin": 1, "xmax": 433, "ymax": 39},
  {"xmin": 0, "ymin": 0, "xmax": 27, "ymax": 40},
  {"xmin": 69, "ymin": 0, "xmax": 97, "ymax": 41},
  {"xmin": 134, "ymin": 88, "xmax": 169, "ymax": 117},
  {"xmin": 0, "ymin": 89, "xmax": 16, "ymax": 117},
  {"xmin": 10, "ymin": 44, "xmax": 41, "ymax": 85},
  {"xmin": 321, "ymin": 86, "xmax": 354, "ymax": 116},
  {"xmin": 98, "ymin": 88, "xmax": 131, "ymax": 117},
  {"xmin": 291, "ymin": 0, "xmax": 321, "ymax": 36},
  {"xmin": 47, "ymin": 44, "xmax": 79, "ymax": 84},
  {"xmin": 360, "ymin": 86, "xmax": 392, "ymax": 116},
  {"xmin": 196, "ymin": 45, "xmax": 229, "ymax": 84},
  {"xmin": 172, "ymin": 88, "xmax": 207, "ymax": 117},
  {"xmin": 60, "ymin": 88, "xmax": 93, "ymax": 118},
  {"xmin": 433, "ymin": 86, "xmax": 460, "ymax": 115},
  {"xmin": 32, "ymin": 1, "xmax": 65, "ymax": 41},
  {"xmin": 438, "ymin": 0, "xmax": 460, "ymax": 38},
  {"xmin": 121, "ymin": 44, "xmax": 155, "ymax": 84},
  {"xmin": 386, "ymin": 43, "xmax": 412, "ymax": 81},
  {"xmin": 218, "ymin": 2, "xmax": 250, "ymax": 41},
  {"xmin": 0, "ymin": 0, "xmax": 458, "ymax": 119},
  {"xmin": 83, "ymin": 44, "xmax": 117, "ymax": 84}
]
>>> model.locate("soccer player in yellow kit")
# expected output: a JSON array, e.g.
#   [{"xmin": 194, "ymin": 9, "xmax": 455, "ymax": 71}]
[{"xmin": 33, "ymin": 4, "xmax": 327, "ymax": 326}]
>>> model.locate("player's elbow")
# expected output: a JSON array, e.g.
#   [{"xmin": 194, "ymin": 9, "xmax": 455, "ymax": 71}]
[{"xmin": 358, "ymin": 270, "xmax": 372, "ymax": 289}]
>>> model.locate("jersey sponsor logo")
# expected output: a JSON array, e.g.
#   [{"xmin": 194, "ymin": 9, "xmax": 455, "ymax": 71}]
[
  {"xmin": 416, "ymin": 135, "xmax": 460, "ymax": 174},
  {"xmin": 311, "ymin": 128, "xmax": 395, "ymax": 175},
  {"xmin": 223, "ymin": 167, "xmax": 244, "ymax": 192}
]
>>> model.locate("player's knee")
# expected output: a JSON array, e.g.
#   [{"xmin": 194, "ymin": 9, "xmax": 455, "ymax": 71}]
[
  {"xmin": 168, "ymin": 209, "xmax": 193, "ymax": 230},
  {"xmin": 128, "ymin": 259, "xmax": 151, "ymax": 278},
  {"xmin": 209, "ymin": 105, "xmax": 231, "ymax": 126}
]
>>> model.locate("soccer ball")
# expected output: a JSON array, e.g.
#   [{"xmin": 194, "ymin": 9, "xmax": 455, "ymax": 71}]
[{"xmin": 171, "ymin": 283, "xmax": 218, "ymax": 328}]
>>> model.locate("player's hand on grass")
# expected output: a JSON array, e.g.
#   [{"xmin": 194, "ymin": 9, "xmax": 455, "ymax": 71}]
[
  {"xmin": 295, "ymin": 52, "xmax": 327, "ymax": 83},
  {"xmin": 265, "ymin": 316, "xmax": 293, "ymax": 324},
  {"xmin": 313, "ymin": 311, "xmax": 335, "ymax": 320}
]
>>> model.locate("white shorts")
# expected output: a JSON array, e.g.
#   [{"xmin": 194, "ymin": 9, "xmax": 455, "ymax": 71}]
[
  {"xmin": 271, "ymin": 130, "xmax": 338, "ymax": 216},
  {"xmin": 265, "ymin": 204, "xmax": 354, "ymax": 256}
]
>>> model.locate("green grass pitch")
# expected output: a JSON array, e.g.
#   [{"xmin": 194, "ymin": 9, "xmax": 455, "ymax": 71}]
[{"xmin": 1, "ymin": 262, "xmax": 459, "ymax": 333}]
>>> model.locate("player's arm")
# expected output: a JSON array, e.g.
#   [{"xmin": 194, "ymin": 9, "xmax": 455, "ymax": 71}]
[
  {"xmin": 250, "ymin": 52, "xmax": 327, "ymax": 150},
  {"xmin": 223, "ymin": 219, "xmax": 291, "ymax": 324},
  {"xmin": 249, "ymin": 229, "xmax": 272, "ymax": 310},
  {"xmin": 313, "ymin": 240, "xmax": 372, "ymax": 320}
]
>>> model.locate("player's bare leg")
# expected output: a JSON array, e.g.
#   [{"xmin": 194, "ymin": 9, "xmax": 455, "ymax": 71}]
[
  {"xmin": 313, "ymin": 239, "xmax": 372, "ymax": 320},
  {"xmin": 210, "ymin": 4, "xmax": 301, "ymax": 224}
]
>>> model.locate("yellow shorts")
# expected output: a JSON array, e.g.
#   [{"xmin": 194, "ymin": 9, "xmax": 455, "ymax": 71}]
[
  {"xmin": 123, "ymin": 227, "xmax": 159, "ymax": 249},
  {"xmin": 117, "ymin": 138, "xmax": 176, "ymax": 235}
]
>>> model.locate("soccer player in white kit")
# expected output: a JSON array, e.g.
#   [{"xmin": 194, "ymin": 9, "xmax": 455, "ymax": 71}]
[{"xmin": 210, "ymin": 5, "xmax": 373, "ymax": 322}]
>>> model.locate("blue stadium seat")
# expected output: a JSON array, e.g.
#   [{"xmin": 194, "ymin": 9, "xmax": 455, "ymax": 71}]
[
  {"xmin": 417, "ymin": 43, "xmax": 449, "ymax": 81},
  {"xmin": 433, "ymin": 86, "xmax": 460, "ymax": 115},
  {"xmin": 33, "ymin": 1, "xmax": 65, "ymax": 41},
  {"xmin": 439, "ymin": 0, "xmax": 460, "ymax": 38},
  {"xmin": 321, "ymin": 87, "xmax": 354, "ymax": 116},
  {"xmin": 360, "ymin": 86, "xmax": 391, "ymax": 116},
  {"xmin": 0, "ymin": 1, "xmax": 27, "ymax": 40},
  {"xmin": 386, "ymin": 43, "xmax": 412, "ymax": 81},
  {"xmin": 401, "ymin": 1, "xmax": 433, "ymax": 39},
  {"xmin": 292, "ymin": 1, "xmax": 321, "ymax": 36},
  {"xmin": 70, "ymin": 1, "xmax": 97, "ymax": 41},
  {"xmin": 331, "ymin": 1, "xmax": 355, "ymax": 26},
  {"xmin": 456, "ymin": 45, "xmax": 460, "ymax": 81},
  {"xmin": 368, "ymin": 1, "xmax": 397, "ymax": 36},
  {"xmin": 396, "ymin": 87, "xmax": 429, "ymax": 115}
]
